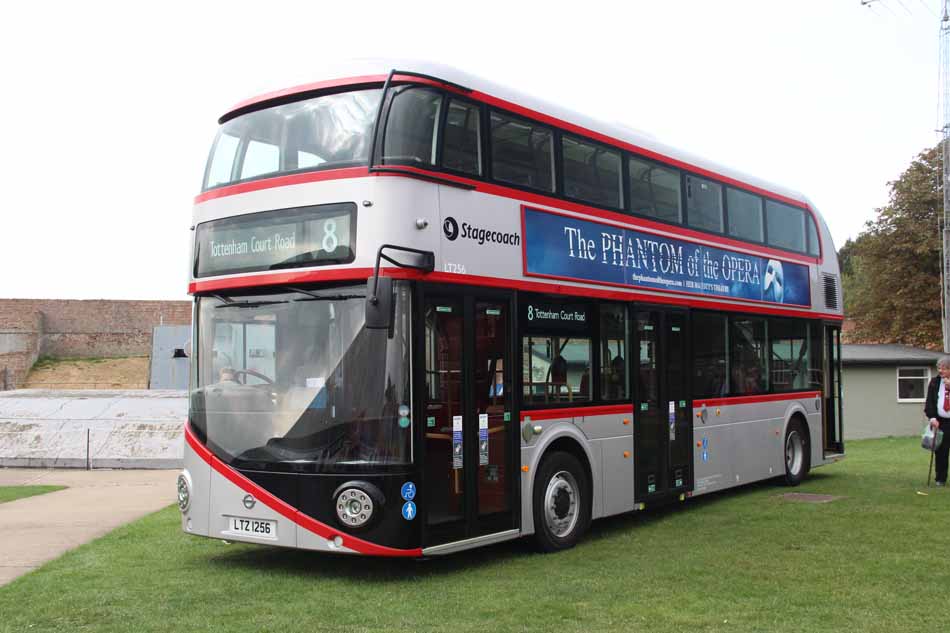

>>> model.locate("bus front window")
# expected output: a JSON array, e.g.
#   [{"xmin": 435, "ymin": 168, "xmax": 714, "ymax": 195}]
[
  {"xmin": 191, "ymin": 283, "xmax": 412, "ymax": 469},
  {"xmin": 203, "ymin": 88, "xmax": 383, "ymax": 190}
]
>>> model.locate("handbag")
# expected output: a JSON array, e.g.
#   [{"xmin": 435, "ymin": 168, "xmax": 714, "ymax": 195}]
[{"xmin": 922, "ymin": 423, "xmax": 944, "ymax": 451}]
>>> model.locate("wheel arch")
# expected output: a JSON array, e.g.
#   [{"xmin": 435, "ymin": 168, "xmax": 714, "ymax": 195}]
[
  {"xmin": 782, "ymin": 407, "xmax": 812, "ymax": 484},
  {"xmin": 783, "ymin": 404, "xmax": 815, "ymax": 465},
  {"xmin": 520, "ymin": 423, "xmax": 598, "ymax": 536}
]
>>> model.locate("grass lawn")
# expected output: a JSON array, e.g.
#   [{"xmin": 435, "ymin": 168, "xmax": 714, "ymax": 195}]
[
  {"xmin": 0, "ymin": 485, "xmax": 65, "ymax": 504},
  {"xmin": 0, "ymin": 437, "xmax": 947, "ymax": 633}
]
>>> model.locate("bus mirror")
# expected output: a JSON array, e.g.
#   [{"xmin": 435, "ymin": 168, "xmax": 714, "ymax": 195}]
[{"xmin": 365, "ymin": 276, "xmax": 395, "ymax": 330}]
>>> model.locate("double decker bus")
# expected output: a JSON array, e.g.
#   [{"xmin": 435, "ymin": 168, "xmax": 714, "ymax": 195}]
[{"xmin": 178, "ymin": 60, "xmax": 844, "ymax": 557}]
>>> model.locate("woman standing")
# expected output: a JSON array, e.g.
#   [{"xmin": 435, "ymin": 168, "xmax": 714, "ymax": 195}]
[{"xmin": 925, "ymin": 356, "xmax": 950, "ymax": 486}]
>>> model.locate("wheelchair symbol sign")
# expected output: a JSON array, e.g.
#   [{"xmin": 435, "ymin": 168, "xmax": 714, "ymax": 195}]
[{"xmin": 401, "ymin": 482, "xmax": 416, "ymax": 501}]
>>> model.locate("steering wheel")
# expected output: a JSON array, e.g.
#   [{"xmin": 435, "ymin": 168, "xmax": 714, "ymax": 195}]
[{"xmin": 231, "ymin": 369, "xmax": 274, "ymax": 385}]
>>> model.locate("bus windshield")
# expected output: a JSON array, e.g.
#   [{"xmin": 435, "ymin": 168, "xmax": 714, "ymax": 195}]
[
  {"xmin": 203, "ymin": 88, "xmax": 383, "ymax": 190},
  {"xmin": 190, "ymin": 282, "xmax": 412, "ymax": 470}
]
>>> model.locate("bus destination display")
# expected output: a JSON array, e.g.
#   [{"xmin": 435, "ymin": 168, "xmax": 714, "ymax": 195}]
[
  {"xmin": 195, "ymin": 203, "xmax": 355, "ymax": 277},
  {"xmin": 523, "ymin": 207, "xmax": 811, "ymax": 307}
]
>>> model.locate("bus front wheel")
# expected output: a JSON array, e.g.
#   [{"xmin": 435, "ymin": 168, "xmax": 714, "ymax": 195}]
[
  {"xmin": 784, "ymin": 418, "xmax": 810, "ymax": 486},
  {"xmin": 532, "ymin": 451, "xmax": 590, "ymax": 552}
]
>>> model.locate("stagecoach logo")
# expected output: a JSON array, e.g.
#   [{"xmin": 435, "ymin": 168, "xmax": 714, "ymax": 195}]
[
  {"xmin": 443, "ymin": 217, "xmax": 459, "ymax": 241},
  {"xmin": 443, "ymin": 216, "xmax": 520, "ymax": 246},
  {"xmin": 242, "ymin": 494, "xmax": 256, "ymax": 510}
]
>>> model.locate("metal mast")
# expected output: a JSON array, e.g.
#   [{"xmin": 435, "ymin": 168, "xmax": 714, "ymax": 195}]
[{"xmin": 942, "ymin": 1, "xmax": 950, "ymax": 351}]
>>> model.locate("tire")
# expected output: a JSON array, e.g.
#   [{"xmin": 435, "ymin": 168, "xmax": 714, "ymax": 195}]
[
  {"xmin": 532, "ymin": 451, "xmax": 591, "ymax": 552},
  {"xmin": 784, "ymin": 418, "xmax": 811, "ymax": 486}
]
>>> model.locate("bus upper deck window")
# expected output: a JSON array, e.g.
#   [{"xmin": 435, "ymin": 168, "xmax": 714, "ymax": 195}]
[
  {"xmin": 806, "ymin": 215, "xmax": 820, "ymax": 256},
  {"xmin": 383, "ymin": 87, "xmax": 442, "ymax": 167},
  {"xmin": 562, "ymin": 135, "xmax": 622, "ymax": 209},
  {"xmin": 686, "ymin": 175, "xmax": 723, "ymax": 233},
  {"xmin": 241, "ymin": 140, "xmax": 280, "ymax": 180},
  {"xmin": 201, "ymin": 89, "xmax": 382, "ymax": 191},
  {"xmin": 765, "ymin": 200, "xmax": 806, "ymax": 253},
  {"xmin": 490, "ymin": 111, "xmax": 554, "ymax": 192},
  {"xmin": 726, "ymin": 188, "xmax": 764, "ymax": 243},
  {"xmin": 205, "ymin": 133, "xmax": 239, "ymax": 189},
  {"xmin": 629, "ymin": 157, "xmax": 682, "ymax": 224},
  {"xmin": 441, "ymin": 99, "xmax": 481, "ymax": 176}
]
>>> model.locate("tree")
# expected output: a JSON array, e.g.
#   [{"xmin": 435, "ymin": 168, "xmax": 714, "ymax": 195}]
[{"xmin": 842, "ymin": 145, "xmax": 942, "ymax": 349}]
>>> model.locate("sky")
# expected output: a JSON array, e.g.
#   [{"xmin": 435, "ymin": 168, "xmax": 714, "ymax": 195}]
[{"xmin": 0, "ymin": 0, "xmax": 941, "ymax": 300}]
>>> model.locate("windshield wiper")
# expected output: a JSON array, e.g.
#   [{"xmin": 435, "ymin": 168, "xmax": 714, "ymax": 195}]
[
  {"xmin": 212, "ymin": 295, "xmax": 288, "ymax": 309},
  {"xmin": 278, "ymin": 286, "xmax": 365, "ymax": 302}
]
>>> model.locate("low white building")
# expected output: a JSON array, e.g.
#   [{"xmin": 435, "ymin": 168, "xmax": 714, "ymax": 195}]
[{"xmin": 842, "ymin": 344, "xmax": 942, "ymax": 440}]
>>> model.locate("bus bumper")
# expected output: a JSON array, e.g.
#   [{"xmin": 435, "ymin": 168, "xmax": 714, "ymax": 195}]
[{"xmin": 179, "ymin": 423, "xmax": 423, "ymax": 557}]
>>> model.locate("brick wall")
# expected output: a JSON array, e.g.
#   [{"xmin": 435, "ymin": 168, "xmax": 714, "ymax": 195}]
[
  {"xmin": 0, "ymin": 311, "xmax": 43, "ymax": 389},
  {"xmin": 0, "ymin": 300, "xmax": 192, "ymax": 389}
]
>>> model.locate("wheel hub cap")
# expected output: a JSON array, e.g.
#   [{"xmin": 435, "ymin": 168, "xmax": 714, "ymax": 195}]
[
  {"xmin": 544, "ymin": 470, "xmax": 579, "ymax": 538},
  {"xmin": 786, "ymin": 431, "xmax": 804, "ymax": 475}
]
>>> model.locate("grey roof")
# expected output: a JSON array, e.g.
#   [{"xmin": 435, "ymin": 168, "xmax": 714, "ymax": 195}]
[{"xmin": 842, "ymin": 344, "xmax": 943, "ymax": 366}]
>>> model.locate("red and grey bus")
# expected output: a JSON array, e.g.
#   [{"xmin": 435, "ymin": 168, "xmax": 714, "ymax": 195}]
[{"xmin": 177, "ymin": 60, "xmax": 844, "ymax": 557}]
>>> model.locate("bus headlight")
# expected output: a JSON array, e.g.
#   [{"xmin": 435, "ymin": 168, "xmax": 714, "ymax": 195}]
[
  {"xmin": 177, "ymin": 472, "xmax": 191, "ymax": 513},
  {"xmin": 336, "ymin": 488, "xmax": 374, "ymax": 528}
]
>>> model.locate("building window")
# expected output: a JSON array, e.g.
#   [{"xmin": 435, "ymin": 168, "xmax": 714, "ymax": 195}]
[{"xmin": 897, "ymin": 367, "xmax": 930, "ymax": 402}]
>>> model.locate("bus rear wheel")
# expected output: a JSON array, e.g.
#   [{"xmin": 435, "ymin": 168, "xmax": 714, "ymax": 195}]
[
  {"xmin": 784, "ymin": 418, "xmax": 810, "ymax": 486},
  {"xmin": 533, "ymin": 451, "xmax": 590, "ymax": 552}
]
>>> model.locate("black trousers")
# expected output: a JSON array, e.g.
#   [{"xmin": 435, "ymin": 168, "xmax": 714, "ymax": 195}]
[{"xmin": 936, "ymin": 420, "xmax": 950, "ymax": 483}]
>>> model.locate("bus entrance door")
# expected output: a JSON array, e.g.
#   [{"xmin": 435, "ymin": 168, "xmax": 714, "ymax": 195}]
[
  {"xmin": 823, "ymin": 325, "xmax": 844, "ymax": 456},
  {"xmin": 420, "ymin": 289, "xmax": 516, "ymax": 549},
  {"xmin": 633, "ymin": 308, "xmax": 692, "ymax": 502}
]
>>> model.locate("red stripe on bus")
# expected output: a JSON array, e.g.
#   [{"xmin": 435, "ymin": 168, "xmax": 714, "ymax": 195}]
[
  {"xmin": 184, "ymin": 422, "xmax": 423, "ymax": 558},
  {"xmin": 206, "ymin": 76, "xmax": 823, "ymax": 260},
  {"xmin": 521, "ymin": 404, "xmax": 631, "ymax": 421},
  {"xmin": 188, "ymin": 268, "xmax": 843, "ymax": 322},
  {"xmin": 694, "ymin": 391, "xmax": 822, "ymax": 408},
  {"xmin": 518, "ymin": 393, "xmax": 822, "ymax": 422},
  {"xmin": 194, "ymin": 167, "xmax": 369, "ymax": 203}
]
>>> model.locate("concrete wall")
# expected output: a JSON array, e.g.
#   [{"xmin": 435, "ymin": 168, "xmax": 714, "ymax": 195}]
[
  {"xmin": 0, "ymin": 389, "xmax": 186, "ymax": 468},
  {"xmin": 0, "ymin": 311, "xmax": 43, "ymax": 390},
  {"xmin": 0, "ymin": 299, "xmax": 191, "ymax": 359},
  {"xmin": 843, "ymin": 364, "xmax": 930, "ymax": 439}
]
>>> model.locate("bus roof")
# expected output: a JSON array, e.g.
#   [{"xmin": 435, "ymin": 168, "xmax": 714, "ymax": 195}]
[{"xmin": 221, "ymin": 58, "xmax": 811, "ymax": 209}]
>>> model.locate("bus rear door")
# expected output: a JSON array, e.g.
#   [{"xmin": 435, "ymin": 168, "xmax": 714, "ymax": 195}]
[{"xmin": 633, "ymin": 307, "xmax": 692, "ymax": 502}]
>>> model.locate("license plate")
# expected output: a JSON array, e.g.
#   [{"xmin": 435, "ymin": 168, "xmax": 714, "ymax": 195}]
[{"xmin": 225, "ymin": 516, "xmax": 277, "ymax": 539}]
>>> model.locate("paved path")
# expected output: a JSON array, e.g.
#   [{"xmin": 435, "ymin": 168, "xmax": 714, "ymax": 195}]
[{"xmin": 0, "ymin": 468, "xmax": 178, "ymax": 586}]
